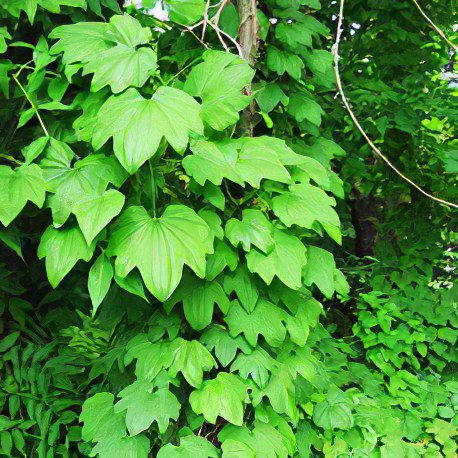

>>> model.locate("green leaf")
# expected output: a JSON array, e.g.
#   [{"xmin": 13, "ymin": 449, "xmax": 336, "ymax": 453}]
[
  {"xmin": 219, "ymin": 421, "xmax": 289, "ymax": 458},
  {"xmin": 88, "ymin": 253, "xmax": 113, "ymax": 316},
  {"xmin": 169, "ymin": 338, "xmax": 216, "ymax": 388},
  {"xmin": 225, "ymin": 299, "xmax": 287, "ymax": 347},
  {"xmin": 286, "ymin": 91, "xmax": 323, "ymax": 126},
  {"xmin": 0, "ymin": 226, "xmax": 23, "ymax": 259},
  {"xmin": 166, "ymin": 273, "xmax": 229, "ymax": 330},
  {"xmin": 267, "ymin": 46, "xmax": 303, "ymax": 80},
  {"xmin": 302, "ymin": 246, "xmax": 337, "ymax": 298},
  {"xmin": 157, "ymin": 435, "xmax": 218, "ymax": 458},
  {"xmin": 80, "ymin": 392, "xmax": 125, "ymax": 443},
  {"xmin": 40, "ymin": 139, "xmax": 127, "ymax": 228},
  {"xmin": 312, "ymin": 389, "xmax": 354, "ymax": 430},
  {"xmin": 201, "ymin": 325, "xmax": 252, "ymax": 367},
  {"xmin": 21, "ymin": 136, "xmax": 49, "ymax": 164},
  {"xmin": 80, "ymin": 391, "xmax": 149, "ymax": 457},
  {"xmin": 125, "ymin": 337, "xmax": 174, "ymax": 382},
  {"xmin": 272, "ymin": 184, "xmax": 340, "ymax": 241},
  {"xmin": 93, "ymin": 87, "xmax": 203, "ymax": 173},
  {"xmin": 114, "ymin": 379, "xmax": 180, "ymax": 435},
  {"xmin": 252, "ymin": 366, "xmax": 298, "ymax": 422},
  {"xmin": 3, "ymin": 0, "xmax": 86, "ymax": 23},
  {"xmin": 184, "ymin": 50, "xmax": 254, "ymax": 130},
  {"xmin": 50, "ymin": 14, "xmax": 157, "ymax": 93},
  {"xmin": 189, "ymin": 372, "xmax": 248, "ymax": 425},
  {"xmin": 230, "ymin": 348, "xmax": 276, "ymax": 388},
  {"xmin": 73, "ymin": 189, "xmax": 125, "ymax": 244},
  {"xmin": 246, "ymin": 227, "xmax": 306, "ymax": 290},
  {"xmin": 164, "ymin": 0, "xmax": 206, "ymax": 25},
  {"xmin": 226, "ymin": 209, "xmax": 274, "ymax": 254},
  {"xmin": 223, "ymin": 265, "xmax": 259, "ymax": 313},
  {"xmin": 37, "ymin": 226, "xmax": 95, "ymax": 288},
  {"xmin": 0, "ymin": 164, "xmax": 46, "ymax": 226},
  {"xmin": 184, "ymin": 137, "xmax": 293, "ymax": 188},
  {"xmin": 106, "ymin": 205, "xmax": 213, "ymax": 301}
]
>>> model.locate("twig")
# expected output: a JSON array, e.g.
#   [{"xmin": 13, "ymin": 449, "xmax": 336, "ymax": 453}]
[
  {"xmin": 332, "ymin": 0, "xmax": 457, "ymax": 209},
  {"xmin": 411, "ymin": 0, "xmax": 457, "ymax": 52}
]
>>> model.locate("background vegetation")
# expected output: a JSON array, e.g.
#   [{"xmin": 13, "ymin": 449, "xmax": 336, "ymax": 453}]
[{"xmin": 0, "ymin": 0, "xmax": 456, "ymax": 456}]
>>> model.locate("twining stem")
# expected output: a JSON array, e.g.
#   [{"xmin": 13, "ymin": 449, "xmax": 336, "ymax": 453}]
[
  {"xmin": 332, "ymin": 0, "xmax": 457, "ymax": 209},
  {"xmin": 148, "ymin": 159, "xmax": 157, "ymax": 218},
  {"xmin": 13, "ymin": 65, "xmax": 49, "ymax": 137}
]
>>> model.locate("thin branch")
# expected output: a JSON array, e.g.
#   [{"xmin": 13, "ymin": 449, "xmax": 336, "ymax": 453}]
[
  {"xmin": 411, "ymin": 0, "xmax": 457, "ymax": 52},
  {"xmin": 332, "ymin": 0, "xmax": 457, "ymax": 209}
]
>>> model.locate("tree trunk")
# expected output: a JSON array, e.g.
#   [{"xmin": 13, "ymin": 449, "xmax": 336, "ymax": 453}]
[{"xmin": 237, "ymin": 0, "xmax": 258, "ymax": 136}]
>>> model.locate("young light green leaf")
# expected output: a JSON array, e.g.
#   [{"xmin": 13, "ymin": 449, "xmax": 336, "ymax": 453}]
[
  {"xmin": 50, "ymin": 14, "xmax": 157, "ymax": 93},
  {"xmin": 157, "ymin": 435, "xmax": 218, "ymax": 458},
  {"xmin": 272, "ymin": 184, "xmax": 340, "ymax": 241},
  {"xmin": 302, "ymin": 246, "xmax": 337, "ymax": 299},
  {"xmin": 93, "ymin": 87, "xmax": 203, "ymax": 173},
  {"xmin": 223, "ymin": 265, "xmax": 259, "ymax": 313},
  {"xmin": 225, "ymin": 299, "xmax": 287, "ymax": 348},
  {"xmin": 226, "ymin": 209, "xmax": 274, "ymax": 254},
  {"xmin": 114, "ymin": 380, "xmax": 180, "ymax": 435},
  {"xmin": 184, "ymin": 137, "xmax": 291, "ymax": 188},
  {"xmin": 267, "ymin": 46, "xmax": 304, "ymax": 80},
  {"xmin": 168, "ymin": 338, "xmax": 216, "ymax": 388},
  {"xmin": 106, "ymin": 205, "xmax": 213, "ymax": 301},
  {"xmin": 246, "ymin": 228, "xmax": 306, "ymax": 290},
  {"xmin": 37, "ymin": 226, "xmax": 95, "ymax": 288},
  {"xmin": 230, "ymin": 348, "xmax": 276, "ymax": 388},
  {"xmin": 88, "ymin": 253, "xmax": 113, "ymax": 316},
  {"xmin": 184, "ymin": 50, "xmax": 254, "ymax": 130},
  {"xmin": 189, "ymin": 372, "xmax": 248, "ymax": 425},
  {"xmin": 201, "ymin": 325, "xmax": 252, "ymax": 367},
  {"xmin": 312, "ymin": 388, "xmax": 354, "ymax": 430},
  {"xmin": 0, "ymin": 164, "xmax": 46, "ymax": 227},
  {"xmin": 73, "ymin": 189, "xmax": 125, "ymax": 244}
]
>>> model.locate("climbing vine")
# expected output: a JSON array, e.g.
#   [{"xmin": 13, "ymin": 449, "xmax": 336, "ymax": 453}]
[{"xmin": 0, "ymin": 0, "xmax": 456, "ymax": 457}]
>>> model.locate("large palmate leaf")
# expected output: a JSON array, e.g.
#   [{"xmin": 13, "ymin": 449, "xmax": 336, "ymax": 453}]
[
  {"xmin": 189, "ymin": 373, "xmax": 249, "ymax": 425},
  {"xmin": 272, "ymin": 184, "xmax": 340, "ymax": 241},
  {"xmin": 93, "ymin": 87, "xmax": 203, "ymax": 173},
  {"xmin": 0, "ymin": 164, "xmax": 46, "ymax": 226},
  {"xmin": 312, "ymin": 389, "xmax": 354, "ymax": 430},
  {"xmin": 219, "ymin": 422, "xmax": 289, "ymax": 458},
  {"xmin": 223, "ymin": 265, "xmax": 259, "ymax": 313},
  {"xmin": 157, "ymin": 435, "xmax": 218, "ymax": 458},
  {"xmin": 114, "ymin": 380, "xmax": 180, "ymax": 435},
  {"xmin": 225, "ymin": 299, "xmax": 287, "ymax": 347},
  {"xmin": 184, "ymin": 136, "xmax": 301, "ymax": 188},
  {"xmin": 106, "ymin": 205, "xmax": 213, "ymax": 301},
  {"xmin": 226, "ymin": 209, "xmax": 274, "ymax": 254},
  {"xmin": 38, "ymin": 226, "xmax": 95, "ymax": 287},
  {"xmin": 267, "ymin": 46, "xmax": 304, "ymax": 80},
  {"xmin": 230, "ymin": 348, "xmax": 276, "ymax": 388},
  {"xmin": 184, "ymin": 51, "xmax": 254, "ymax": 130},
  {"xmin": 40, "ymin": 139, "xmax": 127, "ymax": 239},
  {"xmin": 168, "ymin": 338, "xmax": 216, "ymax": 388},
  {"xmin": 80, "ymin": 392, "xmax": 149, "ymax": 458},
  {"xmin": 50, "ymin": 14, "xmax": 157, "ymax": 93},
  {"xmin": 303, "ymin": 246, "xmax": 337, "ymax": 298},
  {"xmin": 165, "ymin": 272, "xmax": 230, "ymax": 330},
  {"xmin": 201, "ymin": 325, "xmax": 252, "ymax": 367},
  {"xmin": 246, "ymin": 227, "xmax": 306, "ymax": 290}
]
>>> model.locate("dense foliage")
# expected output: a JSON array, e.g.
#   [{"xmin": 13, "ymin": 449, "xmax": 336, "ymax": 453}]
[{"xmin": 0, "ymin": 0, "xmax": 456, "ymax": 456}]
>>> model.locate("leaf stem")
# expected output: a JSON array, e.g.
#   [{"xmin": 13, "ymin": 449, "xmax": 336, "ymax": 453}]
[{"xmin": 13, "ymin": 69, "xmax": 49, "ymax": 137}]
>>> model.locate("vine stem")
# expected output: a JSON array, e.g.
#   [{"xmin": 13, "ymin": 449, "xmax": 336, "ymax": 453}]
[
  {"xmin": 13, "ymin": 70, "xmax": 49, "ymax": 137},
  {"xmin": 411, "ymin": 0, "xmax": 457, "ymax": 52},
  {"xmin": 148, "ymin": 159, "xmax": 157, "ymax": 218},
  {"xmin": 332, "ymin": 0, "xmax": 458, "ymax": 209}
]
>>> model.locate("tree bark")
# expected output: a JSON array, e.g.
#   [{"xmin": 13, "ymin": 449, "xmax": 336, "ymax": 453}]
[{"xmin": 237, "ymin": 0, "xmax": 258, "ymax": 136}]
